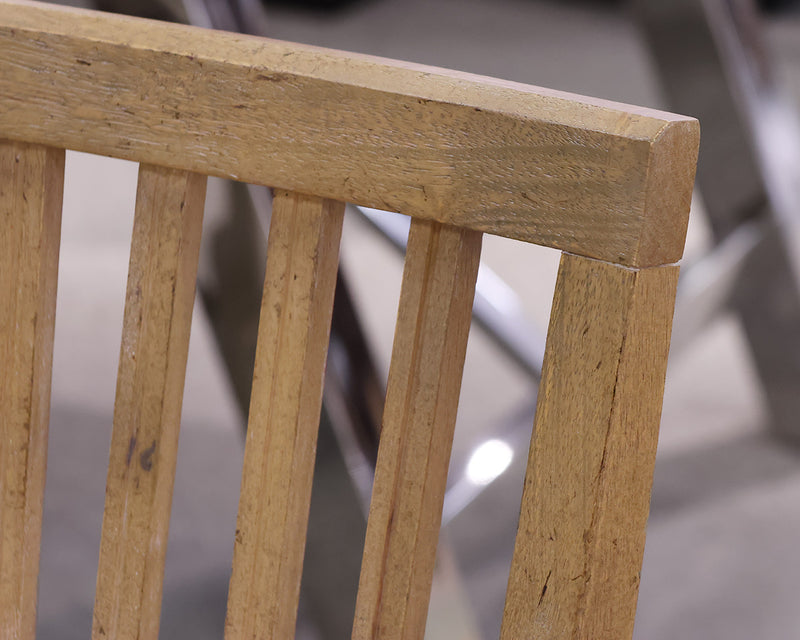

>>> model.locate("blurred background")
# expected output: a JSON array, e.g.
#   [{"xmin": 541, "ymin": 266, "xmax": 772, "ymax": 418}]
[{"xmin": 37, "ymin": 0, "xmax": 800, "ymax": 638}]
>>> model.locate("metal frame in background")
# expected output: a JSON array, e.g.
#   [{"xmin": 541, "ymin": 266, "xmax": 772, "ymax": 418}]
[{"xmin": 636, "ymin": 0, "xmax": 800, "ymax": 442}]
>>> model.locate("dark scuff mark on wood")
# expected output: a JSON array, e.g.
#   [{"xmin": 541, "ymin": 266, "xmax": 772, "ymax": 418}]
[
  {"xmin": 126, "ymin": 436, "xmax": 136, "ymax": 467},
  {"xmin": 139, "ymin": 439, "xmax": 156, "ymax": 471}
]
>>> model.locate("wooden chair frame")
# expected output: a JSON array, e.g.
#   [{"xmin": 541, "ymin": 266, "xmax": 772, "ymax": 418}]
[{"xmin": 0, "ymin": 1, "xmax": 699, "ymax": 638}]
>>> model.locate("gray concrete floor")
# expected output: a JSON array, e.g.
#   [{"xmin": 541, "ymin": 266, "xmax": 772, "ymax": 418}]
[{"xmin": 35, "ymin": 0, "xmax": 800, "ymax": 639}]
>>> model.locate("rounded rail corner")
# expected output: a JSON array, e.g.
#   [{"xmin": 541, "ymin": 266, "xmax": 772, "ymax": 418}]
[{"xmin": 635, "ymin": 116, "xmax": 701, "ymax": 268}]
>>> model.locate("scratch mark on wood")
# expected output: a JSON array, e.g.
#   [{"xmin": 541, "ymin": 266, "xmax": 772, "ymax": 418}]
[{"xmin": 126, "ymin": 436, "xmax": 136, "ymax": 467}]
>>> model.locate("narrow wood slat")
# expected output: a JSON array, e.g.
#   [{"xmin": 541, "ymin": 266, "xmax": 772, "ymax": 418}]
[
  {"xmin": 500, "ymin": 252, "xmax": 679, "ymax": 640},
  {"xmin": 92, "ymin": 165, "xmax": 206, "ymax": 640},
  {"xmin": 225, "ymin": 190, "xmax": 344, "ymax": 640},
  {"xmin": 0, "ymin": 140, "xmax": 64, "ymax": 640},
  {"xmin": 353, "ymin": 219, "xmax": 482, "ymax": 640},
  {"xmin": 0, "ymin": 0, "xmax": 699, "ymax": 266}
]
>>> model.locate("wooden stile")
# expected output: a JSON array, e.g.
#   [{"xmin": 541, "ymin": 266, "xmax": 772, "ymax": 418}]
[
  {"xmin": 92, "ymin": 165, "xmax": 206, "ymax": 640},
  {"xmin": 500, "ymin": 253, "xmax": 679, "ymax": 640},
  {"xmin": 225, "ymin": 190, "xmax": 344, "ymax": 640},
  {"xmin": 352, "ymin": 220, "xmax": 481, "ymax": 640},
  {"xmin": 0, "ymin": 140, "xmax": 64, "ymax": 640}
]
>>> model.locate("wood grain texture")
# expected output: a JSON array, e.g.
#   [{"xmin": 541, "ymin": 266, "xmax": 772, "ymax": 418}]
[
  {"xmin": 92, "ymin": 165, "xmax": 206, "ymax": 640},
  {"xmin": 500, "ymin": 253, "xmax": 679, "ymax": 640},
  {"xmin": 225, "ymin": 191, "xmax": 344, "ymax": 640},
  {"xmin": 0, "ymin": 140, "xmax": 63, "ymax": 640},
  {"xmin": 353, "ymin": 220, "xmax": 481, "ymax": 640},
  {"xmin": 0, "ymin": 0, "xmax": 698, "ymax": 266}
]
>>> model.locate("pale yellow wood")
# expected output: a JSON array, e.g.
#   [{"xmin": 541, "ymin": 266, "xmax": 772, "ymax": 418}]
[
  {"xmin": 92, "ymin": 165, "xmax": 206, "ymax": 640},
  {"xmin": 0, "ymin": 0, "xmax": 698, "ymax": 266},
  {"xmin": 352, "ymin": 220, "xmax": 481, "ymax": 640},
  {"xmin": 0, "ymin": 140, "xmax": 64, "ymax": 640},
  {"xmin": 500, "ymin": 252, "xmax": 679, "ymax": 640},
  {"xmin": 225, "ymin": 190, "xmax": 344, "ymax": 640}
]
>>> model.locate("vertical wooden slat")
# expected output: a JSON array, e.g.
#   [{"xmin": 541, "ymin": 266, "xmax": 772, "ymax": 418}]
[
  {"xmin": 500, "ymin": 252, "xmax": 679, "ymax": 640},
  {"xmin": 92, "ymin": 165, "xmax": 206, "ymax": 640},
  {"xmin": 224, "ymin": 190, "xmax": 344, "ymax": 640},
  {"xmin": 0, "ymin": 140, "xmax": 64, "ymax": 640},
  {"xmin": 352, "ymin": 219, "xmax": 482, "ymax": 640}
]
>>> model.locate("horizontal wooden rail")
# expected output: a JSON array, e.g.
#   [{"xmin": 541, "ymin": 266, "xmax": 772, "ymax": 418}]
[{"xmin": 0, "ymin": 0, "xmax": 698, "ymax": 266}]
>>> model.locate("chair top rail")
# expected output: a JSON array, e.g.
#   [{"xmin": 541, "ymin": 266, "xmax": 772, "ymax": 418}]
[{"xmin": 0, "ymin": 0, "xmax": 698, "ymax": 266}]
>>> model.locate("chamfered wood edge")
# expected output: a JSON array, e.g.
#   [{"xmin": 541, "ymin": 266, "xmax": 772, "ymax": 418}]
[
  {"xmin": 637, "ymin": 117, "xmax": 701, "ymax": 267},
  {"xmin": 0, "ymin": 0, "xmax": 699, "ymax": 266}
]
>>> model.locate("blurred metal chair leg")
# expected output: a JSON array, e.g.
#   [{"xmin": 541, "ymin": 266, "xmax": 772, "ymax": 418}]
[{"xmin": 635, "ymin": 0, "xmax": 800, "ymax": 442}]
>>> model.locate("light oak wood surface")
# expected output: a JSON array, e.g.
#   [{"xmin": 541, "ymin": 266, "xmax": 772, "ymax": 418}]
[
  {"xmin": 225, "ymin": 191, "xmax": 344, "ymax": 640},
  {"xmin": 500, "ymin": 253, "xmax": 679, "ymax": 640},
  {"xmin": 0, "ymin": 3, "xmax": 702, "ymax": 639},
  {"xmin": 353, "ymin": 220, "xmax": 481, "ymax": 640},
  {"xmin": 92, "ymin": 165, "xmax": 206, "ymax": 640},
  {"xmin": 0, "ymin": 140, "xmax": 64, "ymax": 640},
  {"xmin": 0, "ymin": 0, "xmax": 697, "ymax": 266}
]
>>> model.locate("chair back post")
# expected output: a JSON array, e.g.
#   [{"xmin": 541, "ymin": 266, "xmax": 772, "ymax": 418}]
[{"xmin": 501, "ymin": 253, "xmax": 679, "ymax": 639}]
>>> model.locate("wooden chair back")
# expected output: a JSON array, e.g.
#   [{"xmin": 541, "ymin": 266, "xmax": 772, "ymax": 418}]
[{"xmin": 0, "ymin": 2, "xmax": 699, "ymax": 638}]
